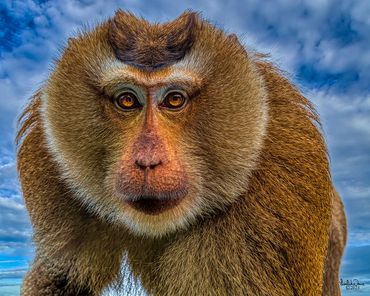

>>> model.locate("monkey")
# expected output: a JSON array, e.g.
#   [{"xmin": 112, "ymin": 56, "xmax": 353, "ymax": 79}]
[{"xmin": 16, "ymin": 10, "xmax": 347, "ymax": 296}]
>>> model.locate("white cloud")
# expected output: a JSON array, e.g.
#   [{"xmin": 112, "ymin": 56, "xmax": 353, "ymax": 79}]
[
  {"xmin": 348, "ymin": 231, "xmax": 370, "ymax": 246},
  {"xmin": 0, "ymin": 268, "xmax": 27, "ymax": 279},
  {"xmin": 0, "ymin": 163, "xmax": 19, "ymax": 192},
  {"xmin": 0, "ymin": 194, "xmax": 31, "ymax": 243},
  {"xmin": 0, "ymin": 197, "xmax": 24, "ymax": 211}
]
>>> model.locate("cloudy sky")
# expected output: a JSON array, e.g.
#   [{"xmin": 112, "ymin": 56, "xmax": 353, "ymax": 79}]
[{"xmin": 1, "ymin": 0, "xmax": 369, "ymax": 294}]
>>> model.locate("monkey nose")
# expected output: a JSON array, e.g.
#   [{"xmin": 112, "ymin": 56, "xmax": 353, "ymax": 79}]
[{"xmin": 135, "ymin": 158, "xmax": 162, "ymax": 170}]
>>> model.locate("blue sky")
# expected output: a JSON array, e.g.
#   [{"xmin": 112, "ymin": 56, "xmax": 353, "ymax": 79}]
[{"xmin": 0, "ymin": 0, "xmax": 369, "ymax": 295}]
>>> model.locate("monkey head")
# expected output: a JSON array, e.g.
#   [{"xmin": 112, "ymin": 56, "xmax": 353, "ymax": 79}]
[{"xmin": 40, "ymin": 11, "xmax": 268, "ymax": 237}]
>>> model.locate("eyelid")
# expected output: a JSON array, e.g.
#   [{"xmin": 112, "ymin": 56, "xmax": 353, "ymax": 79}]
[
  {"xmin": 163, "ymin": 89, "xmax": 188, "ymax": 99},
  {"xmin": 106, "ymin": 84, "xmax": 146, "ymax": 104},
  {"xmin": 114, "ymin": 88, "xmax": 137, "ymax": 99},
  {"xmin": 157, "ymin": 87, "xmax": 188, "ymax": 104}
]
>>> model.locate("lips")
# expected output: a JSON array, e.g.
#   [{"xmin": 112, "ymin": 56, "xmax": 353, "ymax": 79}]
[
  {"xmin": 126, "ymin": 195, "xmax": 183, "ymax": 215},
  {"xmin": 115, "ymin": 161, "xmax": 189, "ymax": 215}
]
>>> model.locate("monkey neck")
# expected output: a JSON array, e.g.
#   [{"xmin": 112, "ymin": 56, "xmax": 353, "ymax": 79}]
[{"xmin": 123, "ymin": 194, "xmax": 293, "ymax": 295}]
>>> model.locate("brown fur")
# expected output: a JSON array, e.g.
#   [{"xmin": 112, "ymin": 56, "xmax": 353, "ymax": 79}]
[
  {"xmin": 17, "ymin": 11, "xmax": 346, "ymax": 296},
  {"xmin": 109, "ymin": 10, "xmax": 196, "ymax": 70},
  {"xmin": 323, "ymin": 190, "xmax": 347, "ymax": 296}
]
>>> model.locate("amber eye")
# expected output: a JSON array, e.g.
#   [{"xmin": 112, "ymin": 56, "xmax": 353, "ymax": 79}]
[
  {"xmin": 114, "ymin": 91, "xmax": 141, "ymax": 110},
  {"xmin": 161, "ymin": 91, "xmax": 187, "ymax": 110}
]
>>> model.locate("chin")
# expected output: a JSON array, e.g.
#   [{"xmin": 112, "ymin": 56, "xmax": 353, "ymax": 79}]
[{"xmin": 113, "ymin": 190, "xmax": 203, "ymax": 238}]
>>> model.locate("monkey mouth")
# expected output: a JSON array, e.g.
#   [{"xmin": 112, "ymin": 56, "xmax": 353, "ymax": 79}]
[{"xmin": 126, "ymin": 195, "xmax": 183, "ymax": 215}]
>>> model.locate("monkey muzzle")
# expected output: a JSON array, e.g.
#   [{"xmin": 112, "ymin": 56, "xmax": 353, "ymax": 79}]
[
  {"xmin": 116, "ymin": 125, "xmax": 189, "ymax": 215},
  {"xmin": 115, "ymin": 167, "xmax": 189, "ymax": 215}
]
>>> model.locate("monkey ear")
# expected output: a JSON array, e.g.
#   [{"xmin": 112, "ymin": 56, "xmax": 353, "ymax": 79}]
[
  {"xmin": 67, "ymin": 37, "xmax": 77, "ymax": 47},
  {"xmin": 227, "ymin": 33, "xmax": 248, "ymax": 57},
  {"xmin": 227, "ymin": 34, "xmax": 239, "ymax": 43}
]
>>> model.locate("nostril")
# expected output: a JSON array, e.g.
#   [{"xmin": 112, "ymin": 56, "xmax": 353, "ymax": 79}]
[
  {"xmin": 135, "ymin": 160, "xmax": 146, "ymax": 170},
  {"xmin": 135, "ymin": 159, "xmax": 162, "ymax": 170}
]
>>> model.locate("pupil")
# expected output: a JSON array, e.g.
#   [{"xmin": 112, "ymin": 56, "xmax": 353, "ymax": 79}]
[
  {"xmin": 171, "ymin": 95, "xmax": 181, "ymax": 104},
  {"xmin": 124, "ymin": 96, "xmax": 133, "ymax": 104}
]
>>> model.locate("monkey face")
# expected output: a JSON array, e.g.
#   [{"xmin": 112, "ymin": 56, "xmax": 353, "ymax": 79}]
[{"xmin": 41, "ymin": 12, "xmax": 268, "ymax": 237}]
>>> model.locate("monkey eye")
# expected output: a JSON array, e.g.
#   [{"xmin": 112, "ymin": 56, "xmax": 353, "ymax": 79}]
[
  {"xmin": 160, "ymin": 91, "xmax": 187, "ymax": 110},
  {"xmin": 114, "ymin": 90, "xmax": 141, "ymax": 110}
]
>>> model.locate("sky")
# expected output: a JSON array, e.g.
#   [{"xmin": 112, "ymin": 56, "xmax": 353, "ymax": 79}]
[{"xmin": 0, "ymin": 0, "xmax": 369, "ymax": 295}]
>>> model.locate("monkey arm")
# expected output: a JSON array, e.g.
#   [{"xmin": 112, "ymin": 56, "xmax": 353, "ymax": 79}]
[
  {"xmin": 322, "ymin": 190, "xmax": 347, "ymax": 296},
  {"xmin": 21, "ymin": 226, "xmax": 124, "ymax": 296},
  {"xmin": 21, "ymin": 261, "xmax": 92, "ymax": 296},
  {"xmin": 17, "ymin": 107, "xmax": 125, "ymax": 295}
]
